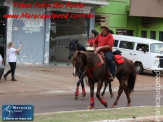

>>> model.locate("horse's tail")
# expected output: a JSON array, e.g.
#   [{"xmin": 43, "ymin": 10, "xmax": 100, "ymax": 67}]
[{"xmin": 127, "ymin": 61, "xmax": 136, "ymax": 94}]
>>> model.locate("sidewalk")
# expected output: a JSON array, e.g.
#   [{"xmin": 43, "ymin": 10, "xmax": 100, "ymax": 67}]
[{"xmin": 0, "ymin": 66, "xmax": 162, "ymax": 96}]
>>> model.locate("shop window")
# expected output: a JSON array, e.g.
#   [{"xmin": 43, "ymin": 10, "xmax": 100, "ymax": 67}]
[
  {"xmin": 119, "ymin": 41, "xmax": 135, "ymax": 50},
  {"xmin": 159, "ymin": 31, "xmax": 163, "ymax": 41},
  {"xmin": 150, "ymin": 31, "xmax": 156, "ymax": 39},
  {"xmin": 127, "ymin": 30, "xmax": 133, "ymax": 36},
  {"xmin": 141, "ymin": 31, "xmax": 147, "ymax": 38}
]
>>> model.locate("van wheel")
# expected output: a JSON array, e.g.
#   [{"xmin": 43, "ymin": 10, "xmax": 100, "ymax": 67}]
[{"xmin": 135, "ymin": 63, "xmax": 144, "ymax": 74}]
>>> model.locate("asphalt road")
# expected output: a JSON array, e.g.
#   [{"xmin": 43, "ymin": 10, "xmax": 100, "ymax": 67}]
[{"xmin": 0, "ymin": 90, "xmax": 162, "ymax": 114}]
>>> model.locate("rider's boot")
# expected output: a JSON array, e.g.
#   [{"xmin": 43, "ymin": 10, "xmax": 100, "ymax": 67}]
[{"xmin": 108, "ymin": 71, "xmax": 114, "ymax": 81}]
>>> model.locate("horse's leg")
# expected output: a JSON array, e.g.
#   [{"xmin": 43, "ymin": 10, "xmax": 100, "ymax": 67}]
[
  {"xmin": 81, "ymin": 78, "xmax": 86, "ymax": 98},
  {"xmin": 124, "ymin": 84, "xmax": 131, "ymax": 107},
  {"xmin": 75, "ymin": 73, "xmax": 85, "ymax": 100},
  {"xmin": 101, "ymin": 80, "xmax": 107, "ymax": 97},
  {"xmin": 96, "ymin": 81, "xmax": 108, "ymax": 108},
  {"xmin": 112, "ymin": 83, "xmax": 124, "ymax": 108},
  {"xmin": 108, "ymin": 80, "xmax": 114, "ymax": 98},
  {"xmin": 75, "ymin": 78, "xmax": 80, "ymax": 100},
  {"xmin": 88, "ymin": 80, "xmax": 94, "ymax": 109}
]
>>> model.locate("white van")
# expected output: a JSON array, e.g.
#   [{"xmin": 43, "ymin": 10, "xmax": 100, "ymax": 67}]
[{"xmin": 112, "ymin": 34, "xmax": 163, "ymax": 74}]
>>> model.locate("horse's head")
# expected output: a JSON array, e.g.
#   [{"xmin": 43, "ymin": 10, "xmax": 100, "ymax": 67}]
[
  {"xmin": 68, "ymin": 40, "xmax": 79, "ymax": 60},
  {"xmin": 72, "ymin": 51, "xmax": 91, "ymax": 77}
]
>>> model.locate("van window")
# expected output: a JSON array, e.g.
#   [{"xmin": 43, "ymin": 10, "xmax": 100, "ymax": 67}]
[
  {"xmin": 136, "ymin": 44, "xmax": 149, "ymax": 52},
  {"xmin": 113, "ymin": 40, "xmax": 119, "ymax": 47},
  {"xmin": 119, "ymin": 41, "xmax": 135, "ymax": 50}
]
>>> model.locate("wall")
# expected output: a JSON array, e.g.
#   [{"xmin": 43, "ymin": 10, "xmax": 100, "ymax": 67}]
[
  {"xmin": 130, "ymin": 0, "xmax": 163, "ymax": 18},
  {"xmin": 95, "ymin": 0, "xmax": 129, "ymax": 33},
  {"xmin": 127, "ymin": 17, "xmax": 163, "ymax": 40},
  {"xmin": 95, "ymin": 0, "xmax": 163, "ymax": 41},
  {"xmin": 12, "ymin": 0, "xmax": 50, "ymax": 65}
]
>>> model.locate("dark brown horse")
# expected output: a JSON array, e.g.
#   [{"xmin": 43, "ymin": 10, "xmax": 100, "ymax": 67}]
[{"xmin": 72, "ymin": 51, "xmax": 136, "ymax": 109}]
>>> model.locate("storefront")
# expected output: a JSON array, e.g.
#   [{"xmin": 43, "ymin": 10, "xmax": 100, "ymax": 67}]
[
  {"xmin": 49, "ymin": 11, "xmax": 90, "ymax": 63},
  {"xmin": 1, "ymin": 0, "xmax": 108, "ymax": 65}
]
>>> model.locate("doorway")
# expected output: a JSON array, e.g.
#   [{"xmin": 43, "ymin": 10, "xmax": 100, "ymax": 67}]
[
  {"xmin": 49, "ymin": 11, "xmax": 89, "ymax": 64},
  {"xmin": 0, "ymin": 7, "xmax": 7, "ymax": 61}
]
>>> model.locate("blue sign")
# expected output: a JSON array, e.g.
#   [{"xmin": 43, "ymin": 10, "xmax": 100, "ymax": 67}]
[{"xmin": 2, "ymin": 105, "xmax": 33, "ymax": 121}]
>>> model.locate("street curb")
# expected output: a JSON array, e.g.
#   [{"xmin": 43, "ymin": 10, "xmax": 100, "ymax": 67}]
[{"xmin": 93, "ymin": 116, "xmax": 163, "ymax": 122}]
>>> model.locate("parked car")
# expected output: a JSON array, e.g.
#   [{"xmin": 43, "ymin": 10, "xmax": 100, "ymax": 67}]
[
  {"xmin": 113, "ymin": 34, "xmax": 163, "ymax": 74},
  {"xmin": 0, "ymin": 54, "xmax": 4, "ymax": 79}
]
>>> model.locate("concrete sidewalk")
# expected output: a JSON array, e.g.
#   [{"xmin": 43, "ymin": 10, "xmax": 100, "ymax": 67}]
[{"xmin": 0, "ymin": 66, "xmax": 162, "ymax": 96}]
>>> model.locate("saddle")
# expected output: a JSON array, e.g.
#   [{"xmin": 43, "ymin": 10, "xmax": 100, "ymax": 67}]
[{"xmin": 86, "ymin": 50, "xmax": 123, "ymax": 80}]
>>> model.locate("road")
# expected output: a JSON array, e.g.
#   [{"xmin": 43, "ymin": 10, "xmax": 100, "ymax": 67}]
[
  {"xmin": 0, "ymin": 90, "xmax": 162, "ymax": 114},
  {"xmin": 0, "ymin": 66, "xmax": 162, "ymax": 114}
]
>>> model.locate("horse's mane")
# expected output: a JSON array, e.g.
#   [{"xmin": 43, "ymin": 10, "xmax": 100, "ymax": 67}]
[{"xmin": 77, "ymin": 42, "xmax": 86, "ymax": 51}]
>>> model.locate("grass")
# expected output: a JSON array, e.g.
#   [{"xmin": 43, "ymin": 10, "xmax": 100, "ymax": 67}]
[{"xmin": 1, "ymin": 106, "xmax": 163, "ymax": 122}]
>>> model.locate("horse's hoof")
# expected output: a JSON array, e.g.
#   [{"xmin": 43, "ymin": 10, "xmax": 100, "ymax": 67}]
[
  {"xmin": 126, "ymin": 104, "xmax": 130, "ymax": 107},
  {"xmin": 103, "ymin": 102, "xmax": 108, "ymax": 108},
  {"xmin": 88, "ymin": 105, "xmax": 94, "ymax": 109},
  {"xmin": 82, "ymin": 92, "xmax": 86, "ymax": 97},
  {"xmin": 112, "ymin": 105, "xmax": 116, "ymax": 108},
  {"xmin": 74, "ymin": 95, "xmax": 79, "ymax": 100},
  {"xmin": 110, "ymin": 93, "xmax": 114, "ymax": 98}
]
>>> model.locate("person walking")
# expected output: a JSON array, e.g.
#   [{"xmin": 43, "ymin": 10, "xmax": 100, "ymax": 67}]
[
  {"xmin": 93, "ymin": 23, "xmax": 115, "ymax": 81},
  {"xmin": 3, "ymin": 42, "xmax": 22, "ymax": 81}
]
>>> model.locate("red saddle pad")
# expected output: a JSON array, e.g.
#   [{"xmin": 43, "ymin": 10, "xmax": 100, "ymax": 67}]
[{"xmin": 113, "ymin": 55, "xmax": 124, "ymax": 64}]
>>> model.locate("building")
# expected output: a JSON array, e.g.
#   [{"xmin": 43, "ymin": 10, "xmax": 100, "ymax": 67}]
[
  {"xmin": 95, "ymin": 0, "xmax": 163, "ymax": 41},
  {"xmin": 0, "ymin": 0, "xmax": 108, "ymax": 65}
]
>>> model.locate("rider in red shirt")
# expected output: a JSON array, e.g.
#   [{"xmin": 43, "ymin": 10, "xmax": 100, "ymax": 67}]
[
  {"xmin": 87, "ymin": 30, "xmax": 99, "ymax": 47},
  {"xmin": 93, "ymin": 23, "xmax": 115, "ymax": 81}
]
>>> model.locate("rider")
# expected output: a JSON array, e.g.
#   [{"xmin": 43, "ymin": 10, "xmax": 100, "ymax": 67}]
[
  {"xmin": 87, "ymin": 30, "xmax": 99, "ymax": 47},
  {"xmin": 93, "ymin": 23, "xmax": 115, "ymax": 81}
]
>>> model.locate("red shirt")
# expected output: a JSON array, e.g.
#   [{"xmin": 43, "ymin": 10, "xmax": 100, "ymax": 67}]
[
  {"xmin": 94, "ymin": 33, "xmax": 113, "ymax": 52},
  {"xmin": 88, "ymin": 37, "xmax": 94, "ymax": 47}
]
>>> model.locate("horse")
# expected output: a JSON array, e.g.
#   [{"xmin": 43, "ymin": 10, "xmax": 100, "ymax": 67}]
[
  {"xmin": 68, "ymin": 40, "xmax": 113, "ymax": 100},
  {"xmin": 68, "ymin": 40, "xmax": 87, "ymax": 100},
  {"xmin": 72, "ymin": 51, "xmax": 136, "ymax": 109}
]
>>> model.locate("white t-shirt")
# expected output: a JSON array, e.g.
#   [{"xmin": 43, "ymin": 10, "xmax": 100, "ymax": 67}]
[{"xmin": 8, "ymin": 48, "xmax": 17, "ymax": 62}]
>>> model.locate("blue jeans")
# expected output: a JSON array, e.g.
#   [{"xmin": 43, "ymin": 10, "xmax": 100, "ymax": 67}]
[{"xmin": 104, "ymin": 51, "xmax": 115, "ymax": 77}]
